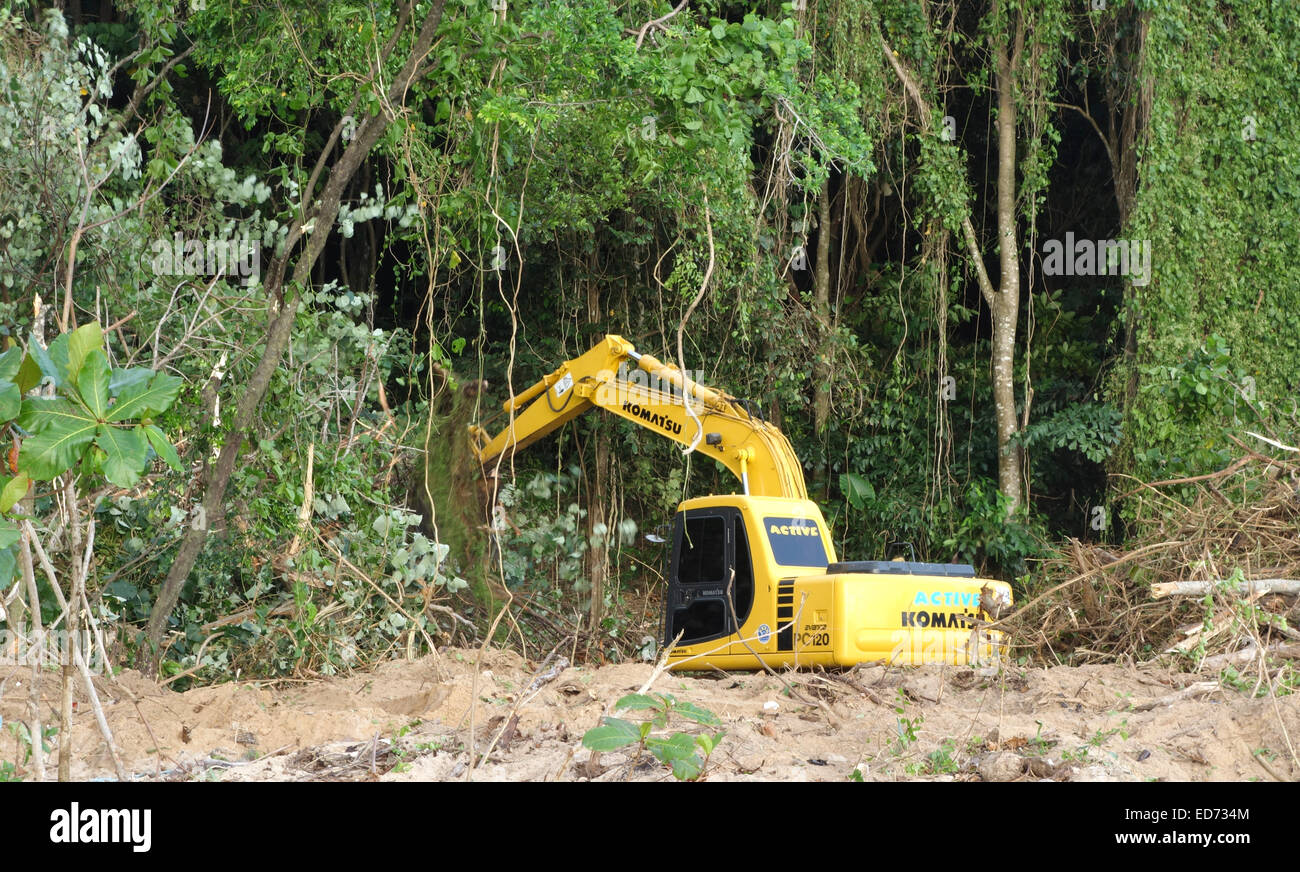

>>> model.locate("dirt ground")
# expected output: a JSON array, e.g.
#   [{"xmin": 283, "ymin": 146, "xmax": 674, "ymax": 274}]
[{"xmin": 1, "ymin": 648, "xmax": 1296, "ymax": 781}]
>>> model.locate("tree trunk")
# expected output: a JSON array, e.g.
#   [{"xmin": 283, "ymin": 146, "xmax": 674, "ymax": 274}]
[
  {"xmin": 586, "ymin": 266, "xmax": 610, "ymax": 630},
  {"xmin": 989, "ymin": 16, "xmax": 1025, "ymax": 514},
  {"xmin": 880, "ymin": 25, "xmax": 1024, "ymax": 513},
  {"xmin": 813, "ymin": 179, "xmax": 832, "ymax": 438},
  {"xmin": 1110, "ymin": 11, "xmax": 1151, "ymax": 410},
  {"xmin": 589, "ymin": 429, "xmax": 610, "ymax": 629}
]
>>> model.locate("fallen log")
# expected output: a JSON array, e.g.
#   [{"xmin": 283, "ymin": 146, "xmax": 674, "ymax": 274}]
[
  {"xmin": 1150, "ymin": 579, "xmax": 1300, "ymax": 599},
  {"xmin": 1198, "ymin": 641, "xmax": 1300, "ymax": 668}
]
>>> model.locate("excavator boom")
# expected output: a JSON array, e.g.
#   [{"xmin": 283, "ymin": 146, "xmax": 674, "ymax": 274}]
[{"xmin": 470, "ymin": 335, "xmax": 807, "ymax": 500}]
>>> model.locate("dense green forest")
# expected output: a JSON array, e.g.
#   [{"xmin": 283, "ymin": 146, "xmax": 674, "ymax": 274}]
[{"xmin": 1, "ymin": 0, "xmax": 1296, "ymax": 681}]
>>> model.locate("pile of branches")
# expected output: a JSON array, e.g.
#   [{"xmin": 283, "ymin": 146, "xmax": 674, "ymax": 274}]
[{"xmin": 1009, "ymin": 445, "xmax": 1300, "ymax": 668}]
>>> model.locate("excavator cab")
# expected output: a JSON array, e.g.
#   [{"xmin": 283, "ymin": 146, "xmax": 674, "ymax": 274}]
[
  {"xmin": 660, "ymin": 494, "xmax": 845, "ymax": 670},
  {"xmin": 663, "ymin": 504, "xmax": 755, "ymax": 646}
]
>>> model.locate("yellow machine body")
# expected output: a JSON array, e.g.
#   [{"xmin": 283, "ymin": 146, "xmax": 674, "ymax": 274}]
[
  {"xmin": 660, "ymin": 495, "xmax": 1009, "ymax": 671},
  {"xmin": 470, "ymin": 335, "xmax": 1012, "ymax": 671}
]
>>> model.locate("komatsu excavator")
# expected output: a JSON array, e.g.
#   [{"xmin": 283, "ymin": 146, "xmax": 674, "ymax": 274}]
[{"xmin": 470, "ymin": 335, "xmax": 1011, "ymax": 670}]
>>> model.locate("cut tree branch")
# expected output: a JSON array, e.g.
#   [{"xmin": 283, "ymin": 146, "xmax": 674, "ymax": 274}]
[{"xmin": 1151, "ymin": 579, "xmax": 1300, "ymax": 599}]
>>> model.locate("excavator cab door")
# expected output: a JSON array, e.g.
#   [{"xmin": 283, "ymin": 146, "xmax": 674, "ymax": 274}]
[{"xmin": 662, "ymin": 506, "xmax": 754, "ymax": 650}]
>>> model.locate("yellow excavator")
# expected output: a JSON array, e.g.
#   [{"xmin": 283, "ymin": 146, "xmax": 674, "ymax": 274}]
[{"xmin": 470, "ymin": 335, "xmax": 1011, "ymax": 670}]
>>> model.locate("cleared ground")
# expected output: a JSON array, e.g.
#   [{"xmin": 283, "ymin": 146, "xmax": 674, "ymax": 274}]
[{"xmin": 2, "ymin": 648, "xmax": 1295, "ymax": 781}]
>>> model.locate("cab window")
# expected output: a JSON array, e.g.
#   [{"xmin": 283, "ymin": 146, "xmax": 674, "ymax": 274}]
[
  {"xmin": 677, "ymin": 515, "xmax": 726, "ymax": 584},
  {"xmin": 763, "ymin": 516, "xmax": 828, "ymax": 567}
]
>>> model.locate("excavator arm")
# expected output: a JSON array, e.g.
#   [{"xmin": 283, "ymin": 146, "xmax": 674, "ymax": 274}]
[{"xmin": 470, "ymin": 335, "xmax": 808, "ymax": 500}]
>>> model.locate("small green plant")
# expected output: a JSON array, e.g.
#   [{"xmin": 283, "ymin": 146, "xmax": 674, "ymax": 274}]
[
  {"xmin": 2, "ymin": 719, "xmax": 57, "ymax": 781},
  {"xmin": 893, "ymin": 689, "xmax": 924, "ymax": 752},
  {"xmin": 387, "ymin": 720, "xmax": 425, "ymax": 773},
  {"xmin": 903, "ymin": 738, "xmax": 961, "ymax": 777},
  {"xmin": 582, "ymin": 693, "xmax": 725, "ymax": 781},
  {"xmin": 1025, "ymin": 720, "xmax": 1056, "ymax": 756},
  {"xmin": 939, "ymin": 479, "xmax": 1047, "ymax": 576},
  {"xmin": 1059, "ymin": 746, "xmax": 1090, "ymax": 763},
  {"xmin": 925, "ymin": 739, "xmax": 960, "ymax": 774},
  {"xmin": 0, "ymin": 323, "xmax": 183, "ymax": 594},
  {"xmin": 1060, "ymin": 721, "xmax": 1127, "ymax": 763}
]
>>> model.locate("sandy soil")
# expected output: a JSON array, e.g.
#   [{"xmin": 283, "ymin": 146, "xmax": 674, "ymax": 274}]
[{"xmin": 1, "ymin": 649, "xmax": 1296, "ymax": 781}]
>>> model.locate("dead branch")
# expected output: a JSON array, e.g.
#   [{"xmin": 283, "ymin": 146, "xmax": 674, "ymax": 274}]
[{"xmin": 1152, "ymin": 579, "xmax": 1300, "ymax": 599}]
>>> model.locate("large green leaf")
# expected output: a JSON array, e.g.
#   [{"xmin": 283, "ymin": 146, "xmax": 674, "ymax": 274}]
[
  {"xmin": 0, "ymin": 473, "xmax": 29, "ymax": 513},
  {"xmin": 26, "ymin": 335, "xmax": 64, "ymax": 389},
  {"xmin": 581, "ymin": 717, "xmax": 642, "ymax": 752},
  {"xmin": 143, "ymin": 424, "xmax": 183, "ymax": 472},
  {"xmin": 65, "ymin": 322, "xmax": 103, "ymax": 386},
  {"xmin": 839, "ymin": 472, "xmax": 875, "ymax": 511},
  {"xmin": 0, "ymin": 544, "xmax": 15, "ymax": 593},
  {"xmin": 109, "ymin": 367, "xmax": 153, "ymax": 395},
  {"xmin": 0, "ymin": 519, "xmax": 17, "ymax": 550},
  {"xmin": 646, "ymin": 733, "xmax": 703, "ymax": 780},
  {"xmin": 614, "ymin": 693, "xmax": 661, "ymax": 712},
  {"xmin": 107, "ymin": 372, "xmax": 182, "ymax": 422},
  {"xmin": 668, "ymin": 700, "xmax": 722, "ymax": 727},
  {"xmin": 0, "ymin": 347, "xmax": 21, "ymax": 382},
  {"xmin": 16, "ymin": 353, "xmax": 41, "ymax": 393},
  {"xmin": 78, "ymin": 349, "xmax": 111, "ymax": 419},
  {"xmin": 17, "ymin": 396, "xmax": 90, "ymax": 433},
  {"xmin": 0, "ymin": 381, "xmax": 19, "ymax": 422},
  {"xmin": 96, "ymin": 424, "xmax": 148, "ymax": 488},
  {"xmin": 18, "ymin": 408, "xmax": 97, "ymax": 479}
]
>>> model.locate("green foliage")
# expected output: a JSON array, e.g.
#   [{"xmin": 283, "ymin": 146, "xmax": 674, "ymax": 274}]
[
  {"xmin": 9, "ymin": 0, "xmax": 1289, "ymax": 682},
  {"xmin": 906, "ymin": 739, "xmax": 960, "ymax": 777},
  {"xmin": 939, "ymin": 480, "xmax": 1047, "ymax": 578},
  {"xmin": 1018, "ymin": 402, "xmax": 1122, "ymax": 464},
  {"xmin": 582, "ymin": 692, "xmax": 724, "ymax": 781},
  {"xmin": 1117, "ymin": 0, "xmax": 1300, "ymax": 485},
  {"xmin": 496, "ymin": 469, "xmax": 591, "ymax": 592},
  {"xmin": 494, "ymin": 469, "xmax": 634, "ymax": 596},
  {"xmin": 1127, "ymin": 335, "xmax": 1262, "ymax": 479},
  {"xmin": 18, "ymin": 339, "xmax": 182, "ymax": 487},
  {"xmin": 839, "ymin": 472, "xmax": 875, "ymax": 511},
  {"xmin": 0, "ymin": 325, "xmax": 180, "ymax": 595},
  {"xmin": 0, "ymin": 717, "xmax": 57, "ymax": 782}
]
